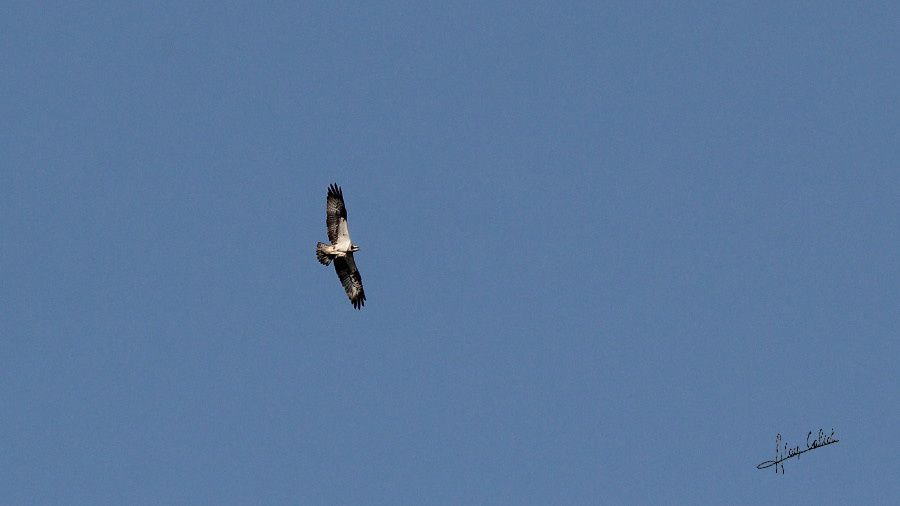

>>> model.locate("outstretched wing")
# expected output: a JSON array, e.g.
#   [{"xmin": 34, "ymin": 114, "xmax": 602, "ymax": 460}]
[
  {"xmin": 326, "ymin": 183, "xmax": 350, "ymax": 245},
  {"xmin": 334, "ymin": 253, "xmax": 365, "ymax": 309}
]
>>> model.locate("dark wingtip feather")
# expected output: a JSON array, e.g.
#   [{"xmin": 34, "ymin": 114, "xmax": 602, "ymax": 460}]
[{"xmin": 327, "ymin": 183, "xmax": 342, "ymax": 199}]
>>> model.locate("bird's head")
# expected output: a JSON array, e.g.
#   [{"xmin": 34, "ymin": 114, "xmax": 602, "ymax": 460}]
[{"xmin": 351, "ymin": 244, "xmax": 361, "ymax": 252}]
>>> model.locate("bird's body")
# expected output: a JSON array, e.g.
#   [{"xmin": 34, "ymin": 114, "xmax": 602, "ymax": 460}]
[{"xmin": 316, "ymin": 184, "xmax": 366, "ymax": 309}]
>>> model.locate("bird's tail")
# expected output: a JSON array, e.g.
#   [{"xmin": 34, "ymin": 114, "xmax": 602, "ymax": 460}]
[{"xmin": 316, "ymin": 242, "xmax": 332, "ymax": 265}]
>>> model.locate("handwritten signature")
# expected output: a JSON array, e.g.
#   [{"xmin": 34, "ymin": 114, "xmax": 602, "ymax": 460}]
[{"xmin": 756, "ymin": 429, "xmax": 839, "ymax": 474}]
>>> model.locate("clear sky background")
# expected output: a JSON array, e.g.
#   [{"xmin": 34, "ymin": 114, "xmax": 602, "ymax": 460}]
[{"xmin": 2, "ymin": 2, "xmax": 897, "ymax": 504}]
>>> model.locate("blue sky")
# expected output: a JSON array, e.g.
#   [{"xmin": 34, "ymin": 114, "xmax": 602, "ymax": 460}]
[{"xmin": 2, "ymin": 1, "xmax": 897, "ymax": 504}]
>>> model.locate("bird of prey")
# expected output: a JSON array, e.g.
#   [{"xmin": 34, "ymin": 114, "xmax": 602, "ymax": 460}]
[{"xmin": 316, "ymin": 183, "xmax": 366, "ymax": 309}]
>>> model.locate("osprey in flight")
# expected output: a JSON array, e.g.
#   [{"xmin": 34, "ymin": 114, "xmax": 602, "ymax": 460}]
[{"xmin": 316, "ymin": 183, "xmax": 366, "ymax": 309}]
